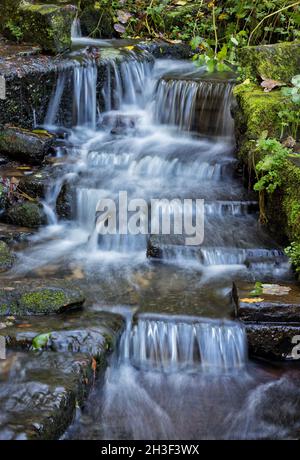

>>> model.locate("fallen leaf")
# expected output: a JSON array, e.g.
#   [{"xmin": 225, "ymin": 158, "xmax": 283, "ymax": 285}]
[
  {"xmin": 261, "ymin": 284, "xmax": 291, "ymax": 295},
  {"xmin": 260, "ymin": 76, "xmax": 285, "ymax": 93},
  {"xmin": 114, "ymin": 23, "xmax": 126, "ymax": 34},
  {"xmin": 117, "ymin": 10, "xmax": 132, "ymax": 24},
  {"xmin": 17, "ymin": 323, "xmax": 32, "ymax": 328},
  {"xmin": 282, "ymin": 136, "xmax": 296, "ymax": 149},
  {"xmin": 125, "ymin": 45, "xmax": 135, "ymax": 51},
  {"xmin": 240, "ymin": 297, "xmax": 264, "ymax": 303}
]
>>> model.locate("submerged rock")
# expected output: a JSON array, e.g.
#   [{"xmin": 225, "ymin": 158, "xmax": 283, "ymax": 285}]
[
  {"xmin": 0, "ymin": 285, "xmax": 85, "ymax": 316},
  {"xmin": 7, "ymin": 202, "xmax": 46, "ymax": 228},
  {"xmin": 0, "ymin": 127, "xmax": 55, "ymax": 165},
  {"xmin": 0, "ymin": 241, "xmax": 14, "ymax": 272}
]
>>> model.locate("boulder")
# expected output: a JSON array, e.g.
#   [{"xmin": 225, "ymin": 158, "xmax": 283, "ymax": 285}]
[
  {"xmin": 238, "ymin": 42, "xmax": 300, "ymax": 83},
  {"xmin": 7, "ymin": 202, "xmax": 46, "ymax": 227},
  {"xmin": 0, "ymin": 241, "xmax": 14, "ymax": 272},
  {"xmin": 0, "ymin": 352, "xmax": 93, "ymax": 440},
  {"xmin": 245, "ymin": 323, "xmax": 300, "ymax": 361},
  {"xmin": 0, "ymin": 1, "xmax": 77, "ymax": 54},
  {"xmin": 0, "ymin": 127, "xmax": 55, "ymax": 165},
  {"xmin": 0, "ymin": 284, "xmax": 85, "ymax": 315}
]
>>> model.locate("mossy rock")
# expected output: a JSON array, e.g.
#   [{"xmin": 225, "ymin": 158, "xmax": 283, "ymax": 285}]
[
  {"xmin": 0, "ymin": 241, "xmax": 14, "ymax": 272},
  {"xmin": 0, "ymin": 127, "xmax": 55, "ymax": 165},
  {"xmin": 238, "ymin": 42, "xmax": 300, "ymax": 83},
  {"xmin": 7, "ymin": 202, "xmax": 46, "ymax": 228},
  {"xmin": 79, "ymin": 2, "xmax": 114, "ymax": 38},
  {"xmin": 0, "ymin": 286, "xmax": 85, "ymax": 315},
  {"xmin": 0, "ymin": 1, "xmax": 77, "ymax": 53},
  {"xmin": 233, "ymin": 83, "xmax": 287, "ymax": 142}
]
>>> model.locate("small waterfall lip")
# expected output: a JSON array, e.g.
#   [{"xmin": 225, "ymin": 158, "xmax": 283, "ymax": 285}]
[{"xmin": 118, "ymin": 313, "xmax": 248, "ymax": 374}]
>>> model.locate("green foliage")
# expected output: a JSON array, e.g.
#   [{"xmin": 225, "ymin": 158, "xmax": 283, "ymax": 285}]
[
  {"xmin": 254, "ymin": 137, "xmax": 290, "ymax": 194},
  {"xmin": 285, "ymin": 241, "xmax": 300, "ymax": 272},
  {"xmin": 5, "ymin": 19, "xmax": 23, "ymax": 42},
  {"xmin": 278, "ymin": 75, "xmax": 300, "ymax": 138},
  {"xmin": 250, "ymin": 281, "xmax": 263, "ymax": 297},
  {"xmin": 281, "ymin": 75, "xmax": 300, "ymax": 104}
]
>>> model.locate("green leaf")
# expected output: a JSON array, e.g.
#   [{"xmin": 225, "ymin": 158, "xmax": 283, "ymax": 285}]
[
  {"xmin": 32, "ymin": 333, "xmax": 51, "ymax": 350},
  {"xmin": 190, "ymin": 36, "xmax": 202, "ymax": 50},
  {"xmin": 230, "ymin": 37, "xmax": 239, "ymax": 46},
  {"xmin": 291, "ymin": 75, "xmax": 300, "ymax": 88},
  {"xmin": 206, "ymin": 60, "xmax": 216, "ymax": 73},
  {"xmin": 217, "ymin": 45, "xmax": 227, "ymax": 61}
]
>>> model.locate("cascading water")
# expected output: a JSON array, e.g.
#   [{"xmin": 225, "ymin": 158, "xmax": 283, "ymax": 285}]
[
  {"xmin": 121, "ymin": 315, "xmax": 247, "ymax": 372},
  {"xmin": 154, "ymin": 77, "xmax": 235, "ymax": 137},
  {"xmin": 13, "ymin": 42, "xmax": 298, "ymax": 440}
]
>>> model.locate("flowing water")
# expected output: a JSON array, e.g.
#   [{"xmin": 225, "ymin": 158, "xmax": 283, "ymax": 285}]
[{"xmin": 8, "ymin": 42, "xmax": 300, "ymax": 439}]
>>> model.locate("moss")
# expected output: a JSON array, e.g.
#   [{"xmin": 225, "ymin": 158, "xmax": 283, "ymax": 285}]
[
  {"xmin": 0, "ymin": 2, "xmax": 77, "ymax": 53},
  {"xmin": 7, "ymin": 202, "xmax": 45, "ymax": 228},
  {"xmin": 233, "ymin": 83, "xmax": 287, "ymax": 140},
  {"xmin": 0, "ymin": 241, "xmax": 14, "ymax": 272},
  {"xmin": 238, "ymin": 42, "xmax": 300, "ymax": 83},
  {"xmin": 0, "ymin": 286, "xmax": 85, "ymax": 315}
]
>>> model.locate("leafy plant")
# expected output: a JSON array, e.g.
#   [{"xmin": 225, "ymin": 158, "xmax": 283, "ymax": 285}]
[
  {"xmin": 281, "ymin": 75, "xmax": 300, "ymax": 104},
  {"xmin": 254, "ymin": 137, "xmax": 290, "ymax": 194},
  {"xmin": 285, "ymin": 241, "xmax": 300, "ymax": 273}
]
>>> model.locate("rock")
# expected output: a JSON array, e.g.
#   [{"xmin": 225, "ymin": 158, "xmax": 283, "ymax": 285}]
[
  {"xmin": 147, "ymin": 236, "xmax": 163, "ymax": 259},
  {"xmin": 0, "ymin": 352, "xmax": 93, "ymax": 440},
  {"xmin": 138, "ymin": 41, "xmax": 192, "ymax": 59},
  {"xmin": 245, "ymin": 323, "xmax": 300, "ymax": 361},
  {"xmin": 238, "ymin": 42, "xmax": 300, "ymax": 83},
  {"xmin": 0, "ymin": 241, "xmax": 14, "ymax": 272},
  {"xmin": 233, "ymin": 282, "xmax": 300, "ymax": 360},
  {"xmin": 0, "ymin": 127, "xmax": 55, "ymax": 165},
  {"xmin": 56, "ymin": 182, "xmax": 75, "ymax": 220},
  {"xmin": 0, "ymin": 2, "xmax": 77, "ymax": 54},
  {"xmin": 0, "ymin": 223, "xmax": 34, "ymax": 245},
  {"xmin": 0, "ymin": 284, "xmax": 85, "ymax": 316},
  {"xmin": 4, "ymin": 310, "xmax": 124, "ymax": 357},
  {"xmin": 7, "ymin": 202, "xmax": 46, "ymax": 227}
]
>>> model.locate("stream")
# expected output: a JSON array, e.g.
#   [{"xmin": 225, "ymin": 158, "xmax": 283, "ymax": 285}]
[{"xmin": 3, "ymin": 38, "xmax": 300, "ymax": 439}]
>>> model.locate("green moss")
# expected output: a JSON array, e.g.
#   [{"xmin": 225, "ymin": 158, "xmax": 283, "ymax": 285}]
[
  {"xmin": 238, "ymin": 42, "xmax": 300, "ymax": 83},
  {"xmin": 19, "ymin": 289, "xmax": 67, "ymax": 313},
  {"xmin": 7, "ymin": 202, "xmax": 45, "ymax": 228},
  {"xmin": 0, "ymin": 241, "xmax": 14, "ymax": 272},
  {"xmin": 233, "ymin": 83, "xmax": 287, "ymax": 140}
]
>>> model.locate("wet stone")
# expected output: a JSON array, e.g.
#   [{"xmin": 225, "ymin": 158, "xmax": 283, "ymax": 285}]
[
  {"xmin": 0, "ymin": 352, "xmax": 93, "ymax": 440},
  {"xmin": 0, "ymin": 127, "xmax": 55, "ymax": 165},
  {"xmin": 0, "ymin": 282, "xmax": 85, "ymax": 316},
  {"xmin": 7, "ymin": 202, "xmax": 47, "ymax": 228},
  {"xmin": 3, "ymin": 310, "xmax": 125, "ymax": 356}
]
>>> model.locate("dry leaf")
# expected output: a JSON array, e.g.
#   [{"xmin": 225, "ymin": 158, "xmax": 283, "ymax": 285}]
[
  {"xmin": 261, "ymin": 284, "xmax": 291, "ymax": 296},
  {"xmin": 240, "ymin": 297, "xmax": 264, "ymax": 303},
  {"xmin": 260, "ymin": 76, "xmax": 285, "ymax": 93},
  {"xmin": 17, "ymin": 323, "xmax": 32, "ymax": 328}
]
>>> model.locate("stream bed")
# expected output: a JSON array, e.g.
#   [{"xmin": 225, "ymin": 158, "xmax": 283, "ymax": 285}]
[{"xmin": 1, "ymin": 39, "xmax": 300, "ymax": 439}]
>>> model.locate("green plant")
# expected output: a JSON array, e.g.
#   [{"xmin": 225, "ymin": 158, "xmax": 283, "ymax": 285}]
[
  {"xmin": 254, "ymin": 137, "xmax": 290, "ymax": 194},
  {"xmin": 285, "ymin": 241, "xmax": 300, "ymax": 272},
  {"xmin": 5, "ymin": 19, "xmax": 23, "ymax": 42},
  {"xmin": 281, "ymin": 75, "xmax": 300, "ymax": 104}
]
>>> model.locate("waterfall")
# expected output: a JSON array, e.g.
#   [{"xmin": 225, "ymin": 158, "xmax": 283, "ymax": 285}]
[
  {"xmin": 120, "ymin": 315, "xmax": 247, "ymax": 373},
  {"xmin": 101, "ymin": 53, "xmax": 153, "ymax": 111},
  {"xmin": 71, "ymin": 18, "xmax": 82, "ymax": 39},
  {"xmin": 44, "ymin": 73, "xmax": 66, "ymax": 127},
  {"xmin": 154, "ymin": 78, "xmax": 234, "ymax": 137},
  {"xmin": 73, "ymin": 63, "xmax": 98, "ymax": 128}
]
